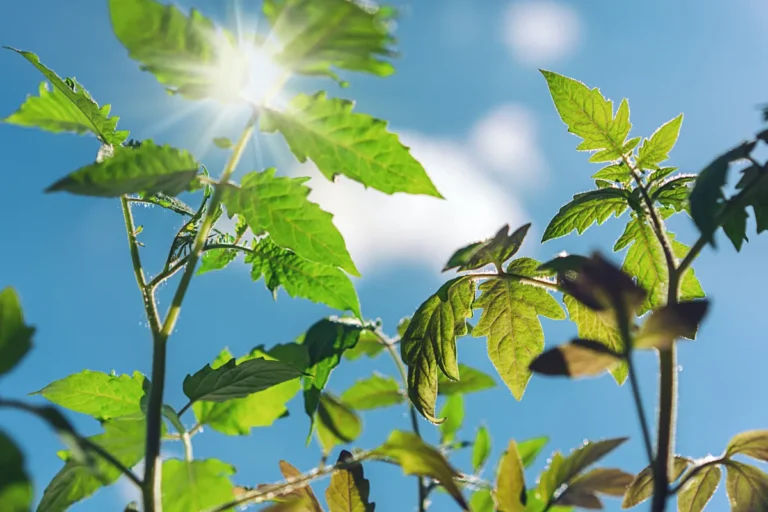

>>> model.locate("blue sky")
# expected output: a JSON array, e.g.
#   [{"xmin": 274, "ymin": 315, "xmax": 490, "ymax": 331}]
[{"xmin": 2, "ymin": 0, "xmax": 768, "ymax": 510}]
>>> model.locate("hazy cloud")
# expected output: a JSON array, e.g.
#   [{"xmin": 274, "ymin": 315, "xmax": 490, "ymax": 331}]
[{"xmin": 502, "ymin": 1, "xmax": 582, "ymax": 66}]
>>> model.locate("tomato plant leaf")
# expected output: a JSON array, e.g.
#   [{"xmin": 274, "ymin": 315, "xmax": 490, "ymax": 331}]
[
  {"xmin": 32, "ymin": 369, "xmax": 147, "ymax": 421},
  {"xmin": 38, "ymin": 417, "xmax": 146, "ymax": 512},
  {"xmin": 541, "ymin": 71, "xmax": 632, "ymax": 161},
  {"xmin": 262, "ymin": 93, "xmax": 441, "ymax": 197},
  {"xmin": 678, "ymin": 464, "xmax": 721, "ymax": 512},
  {"xmin": 530, "ymin": 338, "xmax": 623, "ymax": 378},
  {"xmin": 47, "ymin": 142, "xmax": 199, "ymax": 197},
  {"xmin": 437, "ymin": 363, "xmax": 496, "ymax": 395},
  {"xmin": 193, "ymin": 344, "xmax": 306, "ymax": 435},
  {"xmin": 592, "ymin": 163, "xmax": 631, "ymax": 184},
  {"xmin": 472, "ymin": 426, "xmax": 492, "ymax": 473},
  {"xmin": 161, "ymin": 459, "xmax": 235, "ymax": 512},
  {"xmin": 316, "ymin": 392, "xmax": 362, "ymax": 455},
  {"xmin": 247, "ymin": 236, "xmax": 362, "ymax": 318},
  {"xmin": 439, "ymin": 393, "xmax": 464, "ymax": 444},
  {"xmin": 263, "ymin": 0, "xmax": 397, "ymax": 78},
  {"xmin": 670, "ymin": 235, "xmax": 706, "ymax": 302},
  {"xmin": 614, "ymin": 217, "xmax": 667, "ymax": 314},
  {"xmin": 4, "ymin": 48, "xmax": 129, "ymax": 144},
  {"xmin": 444, "ymin": 224, "xmax": 531, "ymax": 272},
  {"xmin": 518, "ymin": 437, "xmax": 549, "ymax": 469},
  {"xmin": 736, "ymin": 165, "xmax": 768, "ymax": 237},
  {"xmin": 372, "ymin": 430, "xmax": 468, "ymax": 509},
  {"xmin": 0, "ymin": 430, "xmax": 32, "ymax": 511},
  {"xmin": 109, "ymin": 0, "xmax": 245, "ymax": 101},
  {"xmin": 495, "ymin": 440, "xmax": 526, "ymax": 512},
  {"xmin": 278, "ymin": 460, "xmax": 324, "ymax": 512},
  {"xmin": 473, "ymin": 265, "xmax": 565, "ymax": 400},
  {"xmin": 223, "ymin": 169, "xmax": 359, "ymax": 276},
  {"xmin": 340, "ymin": 373, "xmax": 403, "ymax": 410},
  {"xmin": 343, "ymin": 330, "xmax": 384, "ymax": 361},
  {"xmin": 0, "ymin": 287, "xmax": 34, "ymax": 377},
  {"xmin": 564, "ymin": 467, "xmax": 633, "ymax": 498},
  {"xmin": 727, "ymin": 430, "xmax": 768, "ymax": 462},
  {"xmin": 621, "ymin": 456, "xmax": 690, "ymax": 508},
  {"xmin": 326, "ymin": 450, "xmax": 374, "ymax": 512},
  {"xmin": 635, "ymin": 300, "xmax": 709, "ymax": 350},
  {"xmin": 636, "ymin": 114, "xmax": 684, "ymax": 170},
  {"xmin": 184, "ymin": 355, "xmax": 302, "ymax": 404},
  {"xmin": 542, "ymin": 189, "xmax": 630, "ymax": 242},
  {"xmin": 400, "ymin": 277, "xmax": 475, "ymax": 423},
  {"xmin": 470, "ymin": 489, "xmax": 493, "ymax": 512},
  {"xmin": 725, "ymin": 461, "xmax": 768, "ymax": 512},
  {"xmin": 198, "ymin": 237, "xmax": 240, "ymax": 276}
]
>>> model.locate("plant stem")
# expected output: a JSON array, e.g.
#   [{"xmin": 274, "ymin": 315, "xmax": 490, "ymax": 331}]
[
  {"xmin": 141, "ymin": 114, "xmax": 258, "ymax": 512},
  {"xmin": 627, "ymin": 354, "xmax": 654, "ymax": 465},
  {"xmin": 468, "ymin": 271, "xmax": 560, "ymax": 292},
  {"xmin": 668, "ymin": 457, "xmax": 725, "ymax": 494},
  {"xmin": 373, "ymin": 329, "xmax": 428, "ymax": 512}
]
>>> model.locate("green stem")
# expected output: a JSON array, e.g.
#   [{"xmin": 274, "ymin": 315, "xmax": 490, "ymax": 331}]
[
  {"xmin": 669, "ymin": 458, "xmax": 725, "ymax": 494},
  {"xmin": 627, "ymin": 354, "xmax": 654, "ymax": 465},
  {"xmin": 141, "ymin": 115, "xmax": 258, "ymax": 512}
]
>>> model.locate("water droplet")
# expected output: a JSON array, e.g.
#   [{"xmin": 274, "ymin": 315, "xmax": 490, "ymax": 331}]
[{"xmin": 677, "ymin": 365, "xmax": 683, "ymax": 372}]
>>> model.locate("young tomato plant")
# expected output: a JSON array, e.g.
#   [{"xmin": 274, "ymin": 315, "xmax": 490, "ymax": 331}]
[{"xmin": 2, "ymin": 1, "xmax": 768, "ymax": 512}]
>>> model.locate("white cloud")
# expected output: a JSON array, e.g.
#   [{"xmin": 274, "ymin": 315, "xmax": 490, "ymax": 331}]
[
  {"xmin": 502, "ymin": 1, "xmax": 582, "ymax": 67},
  {"xmin": 469, "ymin": 103, "xmax": 546, "ymax": 188}
]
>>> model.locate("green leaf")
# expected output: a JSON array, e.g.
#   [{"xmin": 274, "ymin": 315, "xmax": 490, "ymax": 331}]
[
  {"xmin": 223, "ymin": 169, "xmax": 359, "ymax": 276},
  {"xmin": 109, "ymin": 0, "xmax": 245, "ymax": 101},
  {"xmin": 38, "ymin": 417, "xmax": 146, "ymax": 512},
  {"xmin": 723, "ymin": 208, "xmax": 750, "ymax": 251},
  {"xmin": 0, "ymin": 430, "xmax": 32, "ymax": 511},
  {"xmin": 648, "ymin": 167, "xmax": 679, "ymax": 186},
  {"xmin": 635, "ymin": 300, "xmax": 710, "ymax": 350},
  {"xmin": 472, "ymin": 426, "xmax": 492, "ymax": 473},
  {"xmin": 542, "ymin": 189, "xmax": 629, "ymax": 242},
  {"xmin": 340, "ymin": 373, "xmax": 403, "ymax": 410},
  {"xmin": 161, "ymin": 459, "xmax": 235, "ymax": 512},
  {"xmin": 183, "ymin": 354, "xmax": 302, "ymax": 404},
  {"xmin": 443, "ymin": 224, "xmax": 531, "ymax": 272},
  {"xmin": 473, "ymin": 267, "xmax": 565, "ymax": 400},
  {"xmin": 537, "ymin": 437, "xmax": 627, "ymax": 504},
  {"xmin": 326, "ymin": 450, "xmax": 375, "ymax": 512},
  {"xmin": 47, "ymin": 142, "xmax": 199, "ymax": 197},
  {"xmin": 615, "ymin": 218, "xmax": 668, "ymax": 315},
  {"xmin": 523, "ymin": 490, "xmax": 573, "ymax": 512},
  {"xmin": 316, "ymin": 393, "xmax": 362, "ymax": 456},
  {"xmin": 247, "ymin": 236, "xmax": 361, "ymax": 318},
  {"xmin": 621, "ymin": 456, "xmax": 690, "ymax": 508},
  {"xmin": 372, "ymin": 430, "xmax": 468, "ymax": 510},
  {"xmin": 559, "ymin": 468, "xmax": 633, "ymax": 501},
  {"xmin": 213, "ymin": 137, "xmax": 232, "ymax": 149},
  {"xmin": 470, "ymin": 489, "xmax": 494, "ymax": 512},
  {"xmin": 563, "ymin": 296, "xmax": 628, "ymax": 384},
  {"xmin": 727, "ymin": 430, "xmax": 768, "ymax": 462},
  {"xmin": 400, "ymin": 277, "xmax": 475, "ymax": 423},
  {"xmin": 32, "ymin": 369, "xmax": 147, "ymax": 420},
  {"xmin": 263, "ymin": 0, "xmax": 397, "ymax": 78},
  {"xmin": 193, "ymin": 344, "xmax": 305, "ymax": 435},
  {"xmin": 670, "ymin": 236, "xmax": 706, "ymax": 302},
  {"xmin": 725, "ymin": 461, "xmax": 768, "ymax": 512},
  {"xmin": 540, "ymin": 71, "xmax": 631, "ymax": 160},
  {"xmin": 678, "ymin": 464, "xmax": 721, "ymax": 512},
  {"xmin": 197, "ymin": 243, "xmax": 240, "ymax": 276},
  {"xmin": 592, "ymin": 163, "xmax": 631, "ymax": 184},
  {"xmin": 530, "ymin": 339, "xmax": 623, "ymax": 378},
  {"xmin": 262, "ymin": 92, "xmax": 440, "ymax": 198},
  {"xmin": 437, "ymin": 363, "xmax": 496, "ymax": 395},
  {"xmin": 439, "ymin": 394, "xmax": 464, "ymax": 444},
  {"xmin": 343, "ymin": 330, "xmax": 384, "ymax": 361},
  {"xmin": 495, "ymin": 440, "xmax": 526, "ymax": 512},
  {"xmin": 518, "ymin": 437, "xmax": 549, "ymax": 469},
  {"xmin": 302, "ymin": 318, "xmax": 365, "ymax": 429},
  {"xmin": 637, "ymin": 114, "xmax": 683, "ymax": 169},
  {"xmin": 0, "ymin": 287, "xmax": 34, "ymax": 376},
  {"xmin": 136, "ymin": 192, "xmax": 196, "ymax": 216},
  {"xmin": 652, "ymin": 174, "xmax": 696, "ymax": 212},
  {"xmin": 4, "ymin": 48, "xmax": 128, "ymax": 144},
  {"xmin": 736, "ymin": 165, "xmax": 768, "ymax": 236}
]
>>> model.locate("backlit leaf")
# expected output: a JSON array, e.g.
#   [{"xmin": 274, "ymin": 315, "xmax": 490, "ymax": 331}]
[
  {"xmin": 262, "ymin": 93, "xmax": 440, "ymax": 197},
  {"xmin": 223, "ymin": 169, "xmax": 359, "ymax": 276},
  {"xmin": 736, "ymin": 165, "xmax": 768, "ymax": 236},
  {"xmin": 530, "ymin": 339, "xmax": 622, "ymax": 378},
  {"xmin": 340, "ymin": 373, "xmax": 403, "ymax": 411},
  {"xmin": 495, "ymin": 440, "xmax": 526, "ymax": 512},
  {"xmin": 470, "ymin": 489, "xmax": 493, "ymax": 512},
  {"xmin": 326, "ymin": 450, "xmax": 374, "ymax": 512},
  {"xmin": 678, "ymin": 464, "xmax": 721, "ymax": 512},
  {"xmin": 564, "ymin": 467, "xmax": 633, "ymax": 498},
  {"xmin": 4, "ymin": 48, "xmax": 128, "ymax": 144},
  {"xmin": 621, "ymin": 456, "xmax": 690, "ymax": 508},
  {"xmin": 444, "ymin": 224, "xmax": 531, "ymax": 272},
  {"xmin": 400, "ymin": 277, "xmax": 475, "ymax": 423},
  {"xmin": 542, "ymin": 189, "xmax": 629, "ymax": 242},
  {"xmin": 0, "ymin": 287, "xmax": 34, "ymax": 377},
  {"xmin": 439, "ymin": 394, "xmax": 464, "ymax": 444},
  {"xmin": 316, "ymin": 393, "xmax": 362, "ymax": 456},
  {"xmin": 372, "ymin": 430, "xmax": 468, "ymax": 510},
  {"xmin": 33, "ymin": 369, "xmax": 147, "ymax": 421},
  {"xmin": 213, "ymin": 137, "xmax": 232, "ymax": 149},
  {"xmin": 635, "ymin": 300, "xmax": 709, "ymax": 350},
  {"xmin": 725, "ymin": 461, "xmax": 768, "ymax": 512},
  {"xmin": 161, "ymin": 459, "xmax": 235, "ymax": 512},
  {"xmin": 437, "ymin": 363, "xmax": 496, "ymax": 396},
  {"xmin": 193, "ymin": 344, "xmax": 305, "ymax": 435},
  {"xmin": 38, "ymin": 417, "xmax": 146, "ymax": 512},
  {"xmin": 472, "ymin": 426, "xmax": 491, "ymax": 473},
  {"xmin": 727, "ymin": 431, "xmax": 768, "ymax": 462},
  {"xmin": 343, "ymin": 330, "xmax": 384, "ymax": 361},
  {"xmin": 109, "ymin": 0, "xmax": 246, "ymax": 101},
  {"xmin": 247, "ymin": 236, "xmax": 361, "ymax": 318},
  {"xmin": 473, "ymin": 264, "xmax": 565, "ymax": 400},
  {"xmin": 541, "ymin": 71, "xmax": 631, "ymax": 160},
  {"xmin": 197, "ymin": 235, "xmax": 240, "ymax": 276},
  {"xmin": 637, "ymin": 114, "xmax": 683, "ymax": 170},
  {"xmin": 183, "ymin": 354, "xmax": 302, "ymax": 403},
  {"xmin": 46, "ymin": 142, "xmax": 199, "ymax": 197},
  {"xmin": 263, "ymin": 0, "xmax": 397, "ymax": 78},
  {"xmin": 614, "ymin": 218, "xmax": 667, "ymax": 315},
  {"xmin": 592, "ymin": 163, "xmax": 631, "ymax": 184},
  {"xmin": 518, "ymin": 437, "xmax": 549, "ymax": 469},
  {"xmin": 670, "ymin": 235, "xmax": 706, "ymax": 301},
  {"xmin": 279, "ymin": 460, "xmax": 324, "ymax": 512},
  {"xmin": 0, "ymin": 430, "xmax": 32, "ymax": 511}
]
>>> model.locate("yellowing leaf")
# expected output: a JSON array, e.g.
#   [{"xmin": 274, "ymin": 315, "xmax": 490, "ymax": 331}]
[
  {"xmin": 494, "ymin": 440, "xmax": 526, "ymax": 512},
  {"xmin": 727, "ymin": 430, "xmax": 768, "ymax": 462},
  {"xmin": 725, "ymin": 461, "xmax": 768, "ymax": 512},
  {"xmin": 262, "ymin": 93, "xmax": 440, "ymax": 197},
  {"xmin": 325, "ymin": 450, "xmax": 374, "ymax": 512},
  {"xmin": 621, "ymin": 456, "xmax": 690, "ymax": 508},
  {"xmin": 678, "ymin": 464, "xmax": 721, "ymax": 512},
  {"xmin": 279, "ymin": 460, "xmax": 324, "ymax": 512},
  {"xmin": 530, "ymin": 339, "xmax": 623, "ymax": 378}
]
